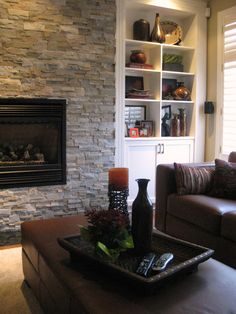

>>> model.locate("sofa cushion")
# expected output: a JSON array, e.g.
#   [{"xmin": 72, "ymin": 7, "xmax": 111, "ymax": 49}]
[
  {"xmin": 210, "ymin": 159, "xmax": 236, "ymax": 199},
  {"xmin": 221, "ymin": 211, "xmax": 236, "ymax": 242},
  {"xmin": 174, "ymin": 163, "xmax": 214, "ymax": 195},
  {"xmin": 167, "ymin": 194, "xmax": 236, "ymax": 234},
  {"xmin": 228, "ymin": 151, "xmax": 236, "ymax": 162}
]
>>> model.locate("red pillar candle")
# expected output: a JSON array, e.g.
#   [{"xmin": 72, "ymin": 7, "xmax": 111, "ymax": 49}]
[{"xmin": 108, "ymin": 168, "xmax": 129, "ymax": 190}]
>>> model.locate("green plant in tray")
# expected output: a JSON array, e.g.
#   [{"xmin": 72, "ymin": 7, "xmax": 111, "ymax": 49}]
[{"xmin": 80, "ymin": 208, "xmax": 134, "ymax": 262}]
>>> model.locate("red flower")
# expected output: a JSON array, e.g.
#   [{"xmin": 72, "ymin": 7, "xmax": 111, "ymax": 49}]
[{"xmin": 84, "ymin": 209, "xmax": 129, "ymax": 249}]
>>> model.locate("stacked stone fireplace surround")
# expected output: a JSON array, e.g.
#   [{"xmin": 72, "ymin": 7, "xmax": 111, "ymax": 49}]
[{"xmin": 0, "ymin": 0, "xmax": 116, "ymax": 245}]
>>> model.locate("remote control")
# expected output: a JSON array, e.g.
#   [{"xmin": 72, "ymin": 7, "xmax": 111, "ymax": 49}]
[
  {"xmin": 152, "ymin": 253, "xmax": 174, "ymax": 272},
  {"xmin": 136, "ymin": 252, "xmax": 156, "ymax": 277}
]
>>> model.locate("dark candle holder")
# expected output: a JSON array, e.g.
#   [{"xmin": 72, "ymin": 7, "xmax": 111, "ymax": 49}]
[{"xmin": 108, "ymin": 185, "xmax": 129, "ymax": 223}]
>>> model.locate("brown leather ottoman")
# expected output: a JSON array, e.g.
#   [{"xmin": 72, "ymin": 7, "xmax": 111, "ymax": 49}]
[{"xmin": 21, "ymin": 215, "xmax": 236, "ymax": 314}]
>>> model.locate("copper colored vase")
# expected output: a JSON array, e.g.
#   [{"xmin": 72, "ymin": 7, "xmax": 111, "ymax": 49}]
[
  {"xmin": 173, "ymin": 82, "xmax": 191, "ymax": 101},
  {"xmin": 130, "ymin": 50, "xmax": 147, "ymax": 64}
]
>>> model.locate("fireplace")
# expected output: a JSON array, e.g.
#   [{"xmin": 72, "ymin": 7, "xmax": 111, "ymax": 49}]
[{"xmin": 0, "ymin": 98, "xmax": 66, "ymax": 188}]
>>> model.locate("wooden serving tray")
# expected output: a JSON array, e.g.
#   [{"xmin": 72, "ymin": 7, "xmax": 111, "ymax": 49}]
[{"xmin": 58, "ymin": 231, "xmax": 214, "ymax": 289}]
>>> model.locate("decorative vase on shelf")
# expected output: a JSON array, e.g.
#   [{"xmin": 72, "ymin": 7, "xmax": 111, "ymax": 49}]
[
  {"xmin": 150, "ymin": 13, "xmax": 165, "ymax": 43},
  {"xmin": 130, "ymin": 50, "xmax": 147, "ymax": 64},
  {"xmin": 173, "ymin": 82, "xmax": 191, "ymax": 101},
  {"xmin": 133, "ymin": 19, "xmax": 150, "ymax": 41},
  {"xmin": 131, "ymin": 178, "xmax": 153, "ymax": 255},
  {"xmin": 178, "ymin": 108, "xmax": 187, "ymax": 136},
  {"xmin": 171, "ymin": 114, "xmax": 180, "ymax": 137}
]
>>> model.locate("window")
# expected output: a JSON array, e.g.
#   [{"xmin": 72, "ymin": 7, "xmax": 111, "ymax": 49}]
[{"xmin": 217, "ymin": 6, "xmax": 236, "ymax": 159}]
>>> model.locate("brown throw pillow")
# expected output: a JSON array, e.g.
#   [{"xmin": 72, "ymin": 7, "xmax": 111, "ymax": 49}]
[
  {"xmin": 210, "ymin": 159, "xmax": 236, "ymax": 199},
  {"xmin": 174, "ymin": 163, "xmax": 214, "ymax": 195}
]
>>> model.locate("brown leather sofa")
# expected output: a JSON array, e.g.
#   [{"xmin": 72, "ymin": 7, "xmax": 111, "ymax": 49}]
[{"xmin": 155, "ymin": 152, "xmax": 236, "ymax": 269}]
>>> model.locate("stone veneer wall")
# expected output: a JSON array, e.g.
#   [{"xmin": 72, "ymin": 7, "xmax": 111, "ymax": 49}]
[{"xmin": 0, "ymin": 0, "xmax": 116, "ymax": 245}]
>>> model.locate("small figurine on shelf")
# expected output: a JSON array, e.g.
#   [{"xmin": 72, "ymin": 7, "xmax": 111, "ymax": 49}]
[{"xmin": 161, "ymin": 105, "xmax": 171, "ymax": 137}]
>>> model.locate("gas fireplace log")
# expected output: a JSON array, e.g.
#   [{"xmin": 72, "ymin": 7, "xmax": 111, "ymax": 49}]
[
  {"xmin": 34, "ymin": 153, "xmax": 45, "ymax": 162},
  {"xmin": 0, "ymin": 144, "xmax": 45, "ymax": 164}
]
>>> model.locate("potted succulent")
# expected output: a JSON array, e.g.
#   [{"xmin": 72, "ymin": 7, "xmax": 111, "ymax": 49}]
[{"xmin": 163, "ymin": 53, "xmax": 183, "ymax": 72}]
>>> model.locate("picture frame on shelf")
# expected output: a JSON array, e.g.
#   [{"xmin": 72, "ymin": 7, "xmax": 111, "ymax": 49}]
[
  {"xmin": 125, "ymin": 122, "xmax": 135, "ymax": 137},
  {"xmin": 162, "ymin": 79, "xmax": 177, "ymax": 100},
  {"xmin": 125, "ymin": 76, "xmax": 144, "ymax": 96},
  {"xmin": 125, "ymin": 76, "xmax": 152, "ymax": 99},
  {"xmin": 140, "ymin": 120, "xmax": 154, "ymax": 137},
  {"xmin": 125, "ymin": 105, "xmax": 146, "ymax": 125},
  {"xmin": 129, "ymin": 127, "xmax": 139, "ymax": 138},
  {"xmin": 139, "ymin": 128, "xmax": 148, "ymax": 137}
]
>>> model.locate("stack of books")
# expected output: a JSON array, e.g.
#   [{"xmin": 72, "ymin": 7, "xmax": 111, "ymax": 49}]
[
  {"xmin": 126, "ymin": 62, "xmax": 154, "ymax": 70},
  {"xmin": 126, "ymin": 88, "xmax": 153, "ymax": 99}
]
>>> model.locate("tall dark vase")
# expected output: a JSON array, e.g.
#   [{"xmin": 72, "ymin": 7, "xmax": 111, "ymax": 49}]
[
  {"xmin": 133, "ymin": 19, "xmax": 150, "ymax": 41},
  {"xmin": 131, "ymin": 179, "xmax": 153, "ymax": 255},
  {"xmin": 178, "ymin": 108, "xmax": 187, "ymax": 136}
]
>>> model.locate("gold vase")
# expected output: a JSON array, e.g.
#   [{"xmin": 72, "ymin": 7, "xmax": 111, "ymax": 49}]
[{"xmin": 150, "ymin": 13, "xmax": 165, "ymax": 43}]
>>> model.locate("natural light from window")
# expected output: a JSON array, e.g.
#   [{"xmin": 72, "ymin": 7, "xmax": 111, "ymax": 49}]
[{"xmin": 222, "ymin": 18, "xmax": 236, "ymax": 154}]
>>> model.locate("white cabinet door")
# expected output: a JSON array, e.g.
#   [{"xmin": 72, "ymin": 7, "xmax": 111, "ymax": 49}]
[
  {"xmin": 124, "ymin": 141, "xmax": 156, "ymax": 204},
  {"xmin": 156, "ymin": 139, "xmax": 194, "ymax": 165},
  {"xmin": 124, "ymin": 139, "xmax": 194, "ymax": 205}
]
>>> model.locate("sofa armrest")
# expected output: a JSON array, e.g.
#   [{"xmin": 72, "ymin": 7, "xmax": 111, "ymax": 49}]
[
  {"xmin": 155, "ymin": 162, "xmax": 215, "ymax": 232},
  {"xmin": 155, "ymin": 164, "xmax": 176, "ymax": 232}
]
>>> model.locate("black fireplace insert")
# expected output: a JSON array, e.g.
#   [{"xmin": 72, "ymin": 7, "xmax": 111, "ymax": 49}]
[{"xmin": 0, "ymin": 98, "xmax": 66, "ymax": 188}]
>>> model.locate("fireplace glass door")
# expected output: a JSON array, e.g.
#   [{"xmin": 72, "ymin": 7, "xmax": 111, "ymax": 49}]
[
  {"xmin": 0, "ymin": 121, "xmax": 60, "ymax": 166},
  {"xmin": 0, "ymin": 98, "xmax": 66, "ymax": 188}
]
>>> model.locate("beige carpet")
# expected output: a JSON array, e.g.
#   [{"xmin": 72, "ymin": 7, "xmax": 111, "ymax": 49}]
[{"xmin": 0, "ymin": 246, "xmax": 44, "ymax": 314}]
